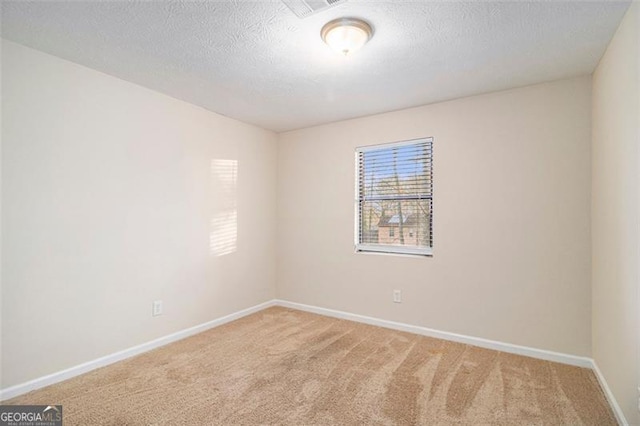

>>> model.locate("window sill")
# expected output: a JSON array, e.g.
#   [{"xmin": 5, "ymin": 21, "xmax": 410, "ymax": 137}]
[{"xmin": 355, "ymin": 245, "xmax": 433, "ymax": 258}]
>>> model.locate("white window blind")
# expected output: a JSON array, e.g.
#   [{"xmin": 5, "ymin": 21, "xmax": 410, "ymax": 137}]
[{"xmin": 355, "ymin": 138, "xmax": 433, "ymax": 256}]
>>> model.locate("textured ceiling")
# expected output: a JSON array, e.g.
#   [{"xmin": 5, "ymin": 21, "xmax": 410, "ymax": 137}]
[{"xmin": 1, "ymin": 0, "xmax": 631, "ymax": 132}]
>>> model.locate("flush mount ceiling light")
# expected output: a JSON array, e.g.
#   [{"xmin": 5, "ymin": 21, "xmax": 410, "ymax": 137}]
[{"xmin": 321, "ymin": 18, "xmax": 373, "ymax": 56}]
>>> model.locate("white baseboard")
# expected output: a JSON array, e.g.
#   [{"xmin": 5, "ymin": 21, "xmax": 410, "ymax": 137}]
[
  {"xmin": 275, "ymin": 299, "xmax": 593, "ymax": 368},
  {"xmin": 591, "ymin": 360, "xmax": 629, "ymax": 426},
  {"xmin": 2, "ymin": 297, "xmax": 626, "ymax": 426},
  {"xmin": 276, "ymin": 300, "xmax": 630, "ymax": 423},
  {"xmin": 275, "ymin": 300, "xmax": 629, "ymax": 426},
  {"xmin": 0, "ymin": 300, "xmax": 276, "ymax": 401}
]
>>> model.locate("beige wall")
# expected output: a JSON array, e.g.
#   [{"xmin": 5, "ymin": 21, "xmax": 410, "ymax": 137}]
[
  {"xmin": 591, "ymin": 3, "xmax": 639, "ymax": 424},
  {"xmin": 1, "ymin": 40, "xmax": 278, "ymax": 388},
  {"xmin": 278, "ymin": 76, "xmax": 592, "ymax": 357}
]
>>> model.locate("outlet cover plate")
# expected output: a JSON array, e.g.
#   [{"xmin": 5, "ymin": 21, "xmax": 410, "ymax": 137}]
[{"xmin": 152, "ymin": 300, "xmax": 163, "ymax": 316}]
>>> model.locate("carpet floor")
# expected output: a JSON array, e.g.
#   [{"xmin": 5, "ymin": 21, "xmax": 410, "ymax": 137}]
[{"xmin": 6, "ymin": 307, "xmax": 616, "ymax": 425}]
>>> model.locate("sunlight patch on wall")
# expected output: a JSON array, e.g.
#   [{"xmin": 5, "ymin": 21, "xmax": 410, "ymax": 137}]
[{"xmin": 210, "ymin": 159, "xmax": 238, "ymax": 256}]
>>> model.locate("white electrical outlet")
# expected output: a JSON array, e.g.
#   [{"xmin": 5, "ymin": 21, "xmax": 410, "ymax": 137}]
[
  {"xmin": 393, "ymin": 290, "xmax": 402, "ymax": 303},
  {"xmin": 152, "ymin": 300, "xmax": 163, "ymax": 316},
  {"xmin": 637, "ymin": 387, "xmax": 640, "ymax": 412}
]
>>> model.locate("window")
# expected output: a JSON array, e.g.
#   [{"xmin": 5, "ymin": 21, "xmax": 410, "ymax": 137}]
[{"xmin": 355, "ymin": 138, "xmax": 433, "ymax": 256}]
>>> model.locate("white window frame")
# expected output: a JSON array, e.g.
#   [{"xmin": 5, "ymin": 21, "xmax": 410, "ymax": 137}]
[{"xmin": 354, "ymin": 137, "xmax": 433, "ymax": 257}]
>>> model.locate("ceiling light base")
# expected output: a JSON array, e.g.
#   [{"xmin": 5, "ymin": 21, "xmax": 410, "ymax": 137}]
[{"xmin": 321, "ymin": 17, "xmax": 373, "ymax": 56}]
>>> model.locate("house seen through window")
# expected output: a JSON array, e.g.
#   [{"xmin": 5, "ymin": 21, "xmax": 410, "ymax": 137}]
[{"xmin": 355, "ymin": 138, "xmax": 433, "ymax": 256}]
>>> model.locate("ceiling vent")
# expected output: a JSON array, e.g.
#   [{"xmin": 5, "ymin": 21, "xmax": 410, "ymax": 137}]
[{"xmin": 282, "ymin": 0, "xmax": 347, "ymax": 19}]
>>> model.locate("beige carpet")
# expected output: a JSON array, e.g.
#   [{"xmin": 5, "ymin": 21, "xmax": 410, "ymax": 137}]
[{"xmin": 7, "ymin": 307, "xmax": 616, "ymax": 425}]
